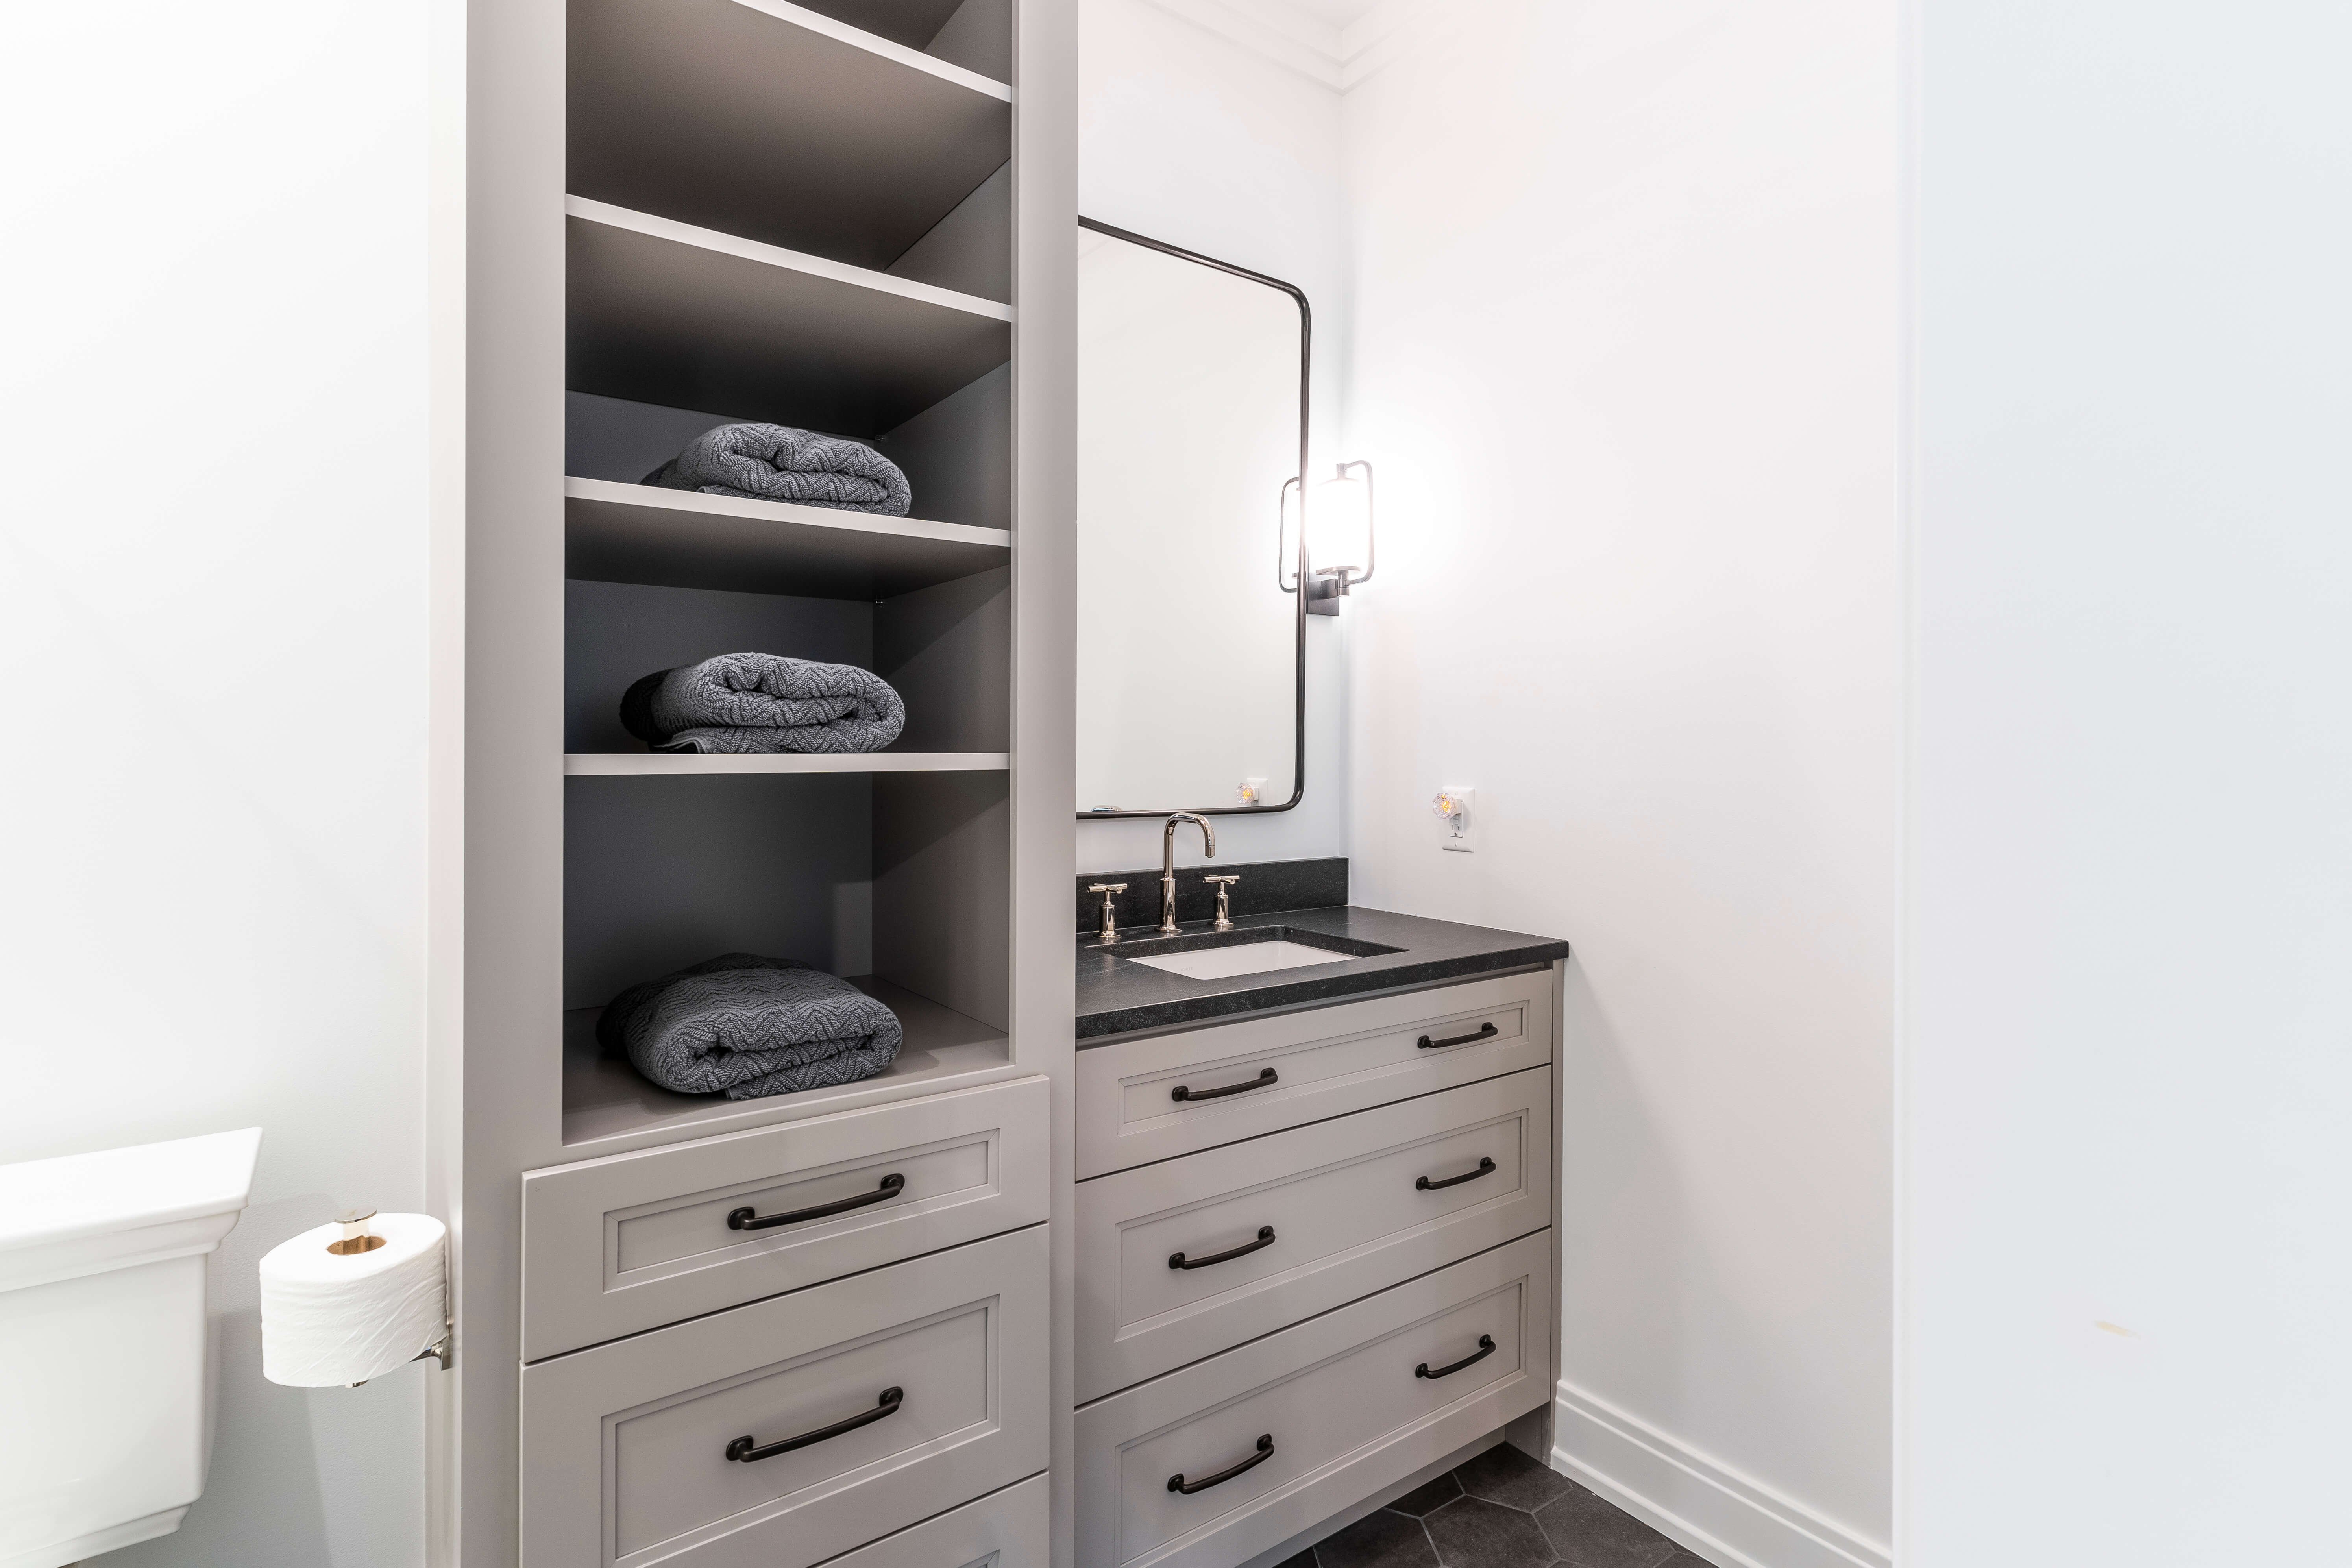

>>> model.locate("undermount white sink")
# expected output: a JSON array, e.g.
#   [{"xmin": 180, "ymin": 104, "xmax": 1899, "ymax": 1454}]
[{"xmin": 1122, "ymin": 939, "xmax": 1356, "ymax": 981}]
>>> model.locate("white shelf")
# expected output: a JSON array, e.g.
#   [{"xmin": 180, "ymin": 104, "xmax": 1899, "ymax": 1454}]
[
  {"xmin": 564, "ymin": 476, "xmax": 1010, "ymax": 598},
  {"xmin": 560, "ymin": 976, "xmax": 1012, "ymax": 1150},
  {"xmin": 565, "ymin": 751, "xmax": 1010, "ymax": 776},
  {"xmin": 566, "ymin": 198, "xmax": 1013, "ymax": 435},
  {"xmin": 569, "ymin": 0, "xmax": 1010, "ymax": 272}
]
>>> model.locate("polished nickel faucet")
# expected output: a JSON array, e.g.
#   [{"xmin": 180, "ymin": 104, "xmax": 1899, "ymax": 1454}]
[{"xmin": 1159, "ymin": 813, "xmax": 1216, "ymax": 935}]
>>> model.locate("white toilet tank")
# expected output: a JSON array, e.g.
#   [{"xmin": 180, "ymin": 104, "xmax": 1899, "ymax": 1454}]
[{"xmin": 0, "ymin": 1127, "xmax": 261, "ymax": 1568}]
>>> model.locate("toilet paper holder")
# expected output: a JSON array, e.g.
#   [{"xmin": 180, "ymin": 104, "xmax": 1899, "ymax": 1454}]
[{"xmin": 333, "ymin": 1209, "xmax": 455, "ymax": 1378}]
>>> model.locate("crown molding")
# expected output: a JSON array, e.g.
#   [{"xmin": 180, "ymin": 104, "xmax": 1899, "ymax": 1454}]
[{"xmin": 1138, "ymin": 0, "xmax": 1439, "ymax": 92}]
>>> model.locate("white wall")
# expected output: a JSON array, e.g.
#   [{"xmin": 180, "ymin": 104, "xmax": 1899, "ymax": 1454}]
[
  {"xmin": 1901, "ymin": 2, "xmax": 2352, "ymax": 1561},
  {"xmin": 0, "ymin": 2, "xmax": 440, "ymax": 1564},
  {"xmin": 1076, "ymin": 0, "xmax": 1350, "ymax": 873},
  {"xmin": 1339, "ymin": 2, "xmax": 1898, "ymax": 1563}
]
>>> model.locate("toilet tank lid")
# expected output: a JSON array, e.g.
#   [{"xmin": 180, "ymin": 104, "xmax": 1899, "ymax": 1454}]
[{"xmin": 0, "ymin": 1127, "xmax": 263, "ymax": 1259}]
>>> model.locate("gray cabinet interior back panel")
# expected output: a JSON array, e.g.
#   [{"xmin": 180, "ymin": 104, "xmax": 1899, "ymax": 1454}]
[
  {"xmin": 878, "ymin": 567, "xmax": 1011, "ymax": 752},
  {"xmin": 888, "ymin": 162, "xmax": 1012, "ymax": 303},
  {"xmin": 566, "ymin": 578, "xmax": 875, "ymax": 753},
  {"xmin": 564, "ymin": 773, "xmax": 876, "ymax": 1006},
  {"xmin": 875, "ymin": 772, "xmax": 1011, "ymax": 1029},
  {"xmin": 922, "ymin": 0, "xmax": 1013, "ymax": 81},
  {"xmin": 568, "ymin": 0, "xmax": 1011, "ymax": 270},
  {"xmin": 566, "ymin": 208, "xmax": 1011, "ymax": 435},
  {"xmin": 568, "ymin": 384, "xmax": 1011, "ymax": 539}
]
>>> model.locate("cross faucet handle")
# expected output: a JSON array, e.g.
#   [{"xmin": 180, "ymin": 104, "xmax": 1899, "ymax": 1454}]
[
  {"xmin": 1202, "ymin": 875, "xmax": 1241, "ymax": 931},
  {"xmin": 1088, "ymin": 884, "xmax": 1128, "ymax": 944}
]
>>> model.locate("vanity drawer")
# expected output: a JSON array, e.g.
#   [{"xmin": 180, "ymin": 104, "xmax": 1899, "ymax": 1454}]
[
  {"xmin": 1078, "ymin": 1067, "xmax": 1552, "ymax": 1400},
  {"xmin": 823, "ymin": 1472, "xmax": 1047, "ymax": 1568},
  {"xmin": 1077, "ymin": 970, "xmax": 1553, "ymax": 1178},
  {"xmin": 522, "ymin": 1076, "xmax": 1048, "ymax": 1359},
  {"xmin": 521, "ymin": 1224, "xmax": 1048, "ymax": 1568},
  {"xmin": 1075, "ymin": 1229, "xmax": 1553, "ymax": 1568}
]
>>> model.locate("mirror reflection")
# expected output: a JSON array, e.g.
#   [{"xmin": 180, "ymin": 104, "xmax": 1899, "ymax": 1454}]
[{"xmin": 1076, "ymin": 220, "xmax": 1306, "ymax": 817}]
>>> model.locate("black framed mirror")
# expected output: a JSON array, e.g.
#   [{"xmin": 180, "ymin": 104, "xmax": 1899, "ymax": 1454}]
[{"xmin": 1074, "ymin": 218, "xmax": 1310, "ymax": 820}]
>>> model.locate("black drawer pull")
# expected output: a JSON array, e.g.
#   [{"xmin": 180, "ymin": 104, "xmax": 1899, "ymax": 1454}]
[
  {"xmin": 1170, "ymin": 1225, "xmax": 1276, "ymax": 1270},
  {"xmin": 1416, "ymin": 1335, "xmax": 1496, "ymax": 1380},
  {"xmin": 1416, "ymin": 1156, "xmax": 1497, "ymax": 1192},
  {"xmin": 729, "ymin": 1172, "xmax": 906, "ymax": 1231},
  {"xmin": 1169, "ymin": 1433, "xmax": 1274, "ymax": 1494},
  {"xmin": 725, "ymin": 1386, "xmax": 902, "ymax": 1463},
  {"xmin": 1171, "ymin": 1067, "xmax": 1278, "ymax": 1102},
  {"xmin": 1418, "ymin": 1021, "xmax": 1499, "ymax": 1050}
]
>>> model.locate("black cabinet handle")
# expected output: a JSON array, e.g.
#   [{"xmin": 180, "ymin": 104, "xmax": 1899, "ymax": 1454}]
[
  {"xmin": 725, "ymin": 1386, "xmax": 902, "ymax": 1462},
  {"xmin": 729, "ymin": 1172, "xmax": 906, "ymax": 1231},
  {"xmin": 1416, "ymin": 1335, "xmax": 1496, "ymax": 1380},
  {"xmin": 1172, "ymin": 1067, "xmax": 1277, "ymax": 1102},
  {"xmin": 1170, "ymin": 1225, "xmax": 1276, "ymax": 1270},
  {"xmin": 1418, "ymin": 1021, "xmax": 1499, "ymax": 1050},
  {"xmin": 1169, "ymin": 1433, "xmax": 1274, "ymax": 1494},
  {"xmin": 1416, "ymin": 1156, "xmax": 1497, "ymax": 1192}
]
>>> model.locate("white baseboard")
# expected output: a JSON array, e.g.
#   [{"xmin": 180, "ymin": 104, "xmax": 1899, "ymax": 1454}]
[{"xmin": 1549, "ymin": 1381, "xmax": 1890, "ymax": 1568}]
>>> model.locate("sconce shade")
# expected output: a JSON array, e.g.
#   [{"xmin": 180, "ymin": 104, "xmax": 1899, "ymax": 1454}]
[{"xmin": 1308, "ymin": 462, "xmax": 1374, "ymax": 585}]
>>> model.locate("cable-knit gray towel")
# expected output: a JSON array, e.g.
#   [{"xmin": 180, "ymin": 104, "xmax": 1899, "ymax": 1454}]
[
  {"xmin": 643, "ymin": 423, "xmax": 912, "ymax": 516},
  {"xmin": 598, "ymin": 954, "xmax": 904, "ymax": 1100},
  {"xmin": 620, "ymin": 653, "xmax": 907, "ymax": 754}
]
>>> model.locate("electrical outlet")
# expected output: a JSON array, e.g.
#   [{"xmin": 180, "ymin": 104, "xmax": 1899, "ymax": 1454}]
[{"xmin": 1432, "ymin": 787, "xmax": 1476, "ymax": 852}]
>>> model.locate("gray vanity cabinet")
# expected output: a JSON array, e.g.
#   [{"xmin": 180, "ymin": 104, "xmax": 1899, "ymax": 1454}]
[
  {"xmin": 1074, "ymin": 969, "xmax": 1562, "ymax": 1567},
  {"xmin": 521, "ymin": 1224, "xmax": 1049, "ymax": 1568},
  {"xmin": 1075, "ymin": 969, "xmax": 1553, "ymax": 1178},
  {"xmin": 1076, "ymin": 1230, "xmax": 1554, "ymax": 1568},
  {"xmin": 1076, "ymin": 1066, "xmax": 1551, "ymax": 1400}
]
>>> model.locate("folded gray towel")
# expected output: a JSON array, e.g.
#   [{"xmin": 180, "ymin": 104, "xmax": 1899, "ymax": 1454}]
[
  {"xmin": 598, "ymin": 954, "xmax": 904, "ymax": 1100},
  {"xmin": 620, "ymin": 653, "xmax": 907, "ymax": 754},
  {"xmin": 644, "ymin": 423, "xmax": 912, "ymax": 516}
]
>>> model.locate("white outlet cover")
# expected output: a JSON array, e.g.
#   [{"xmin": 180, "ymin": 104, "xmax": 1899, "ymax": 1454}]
[{"xmin": 1439, "ymin": 786, "xmax": 1475, "ymax": 852}]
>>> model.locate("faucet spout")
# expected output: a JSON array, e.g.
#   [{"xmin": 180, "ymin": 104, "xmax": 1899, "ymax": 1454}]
[{"xmin": 1159, "ymin": 814, "xmax": 1216, "ymax": 935}]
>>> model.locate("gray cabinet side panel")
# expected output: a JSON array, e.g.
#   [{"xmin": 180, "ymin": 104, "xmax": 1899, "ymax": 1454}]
[
  {"xmin": 1010, "ymin": 5, "xmax": 1079, "ymax": 1568},
  {"xmin": 459, "ymin": 0, "xmax": 568, "ymax": 1560}
]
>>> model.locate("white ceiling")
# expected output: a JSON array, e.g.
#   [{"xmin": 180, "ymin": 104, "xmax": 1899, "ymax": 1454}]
[{"xmin": 1279, "ymin": 0, "xmax": 1386, "ymax": 22}]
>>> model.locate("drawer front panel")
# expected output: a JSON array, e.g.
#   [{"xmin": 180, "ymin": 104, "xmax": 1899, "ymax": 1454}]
[
  {"xmin": 1078, "ymin": 1068, "xmax": 1553, "ymax": 1400},
  {"xmin": 523, "ymin": 1225, "xmax": 1049, "ymax": 1568},
  {"xmin": 524, "ymin": 1076, "xmax": 1048, "ymax": 1359},
  {"xmin": 1077, "ymin": 971, "xmax": 1553, "ymax": 1178},
  {"xmin": 1076, "ymin": 1231, "xmax": 1554, "ymax": 1568},
  {"xmin": 823, "ymin": 1473, "xmax": 1047, "ymax": 1568}
]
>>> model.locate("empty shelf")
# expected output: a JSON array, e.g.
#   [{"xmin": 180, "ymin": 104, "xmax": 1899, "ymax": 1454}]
[
  {"xmin": 569, "ymin": 0, "xmax": 1010, "ymax": 270},
  {"xmin": 561, "ymin": 976, "xmax": 1012, "ymax": 1148},
  {"xmin": 567, "ymin": 198, "xmax": 1013, "ymax": 435},
  {"xmin": 565, "ymin": 752, "xmax": 1010, "ymax": 775},
  {"xmin": 565, "ymin": 476, "xmax": 1009, "ymax": 598}
]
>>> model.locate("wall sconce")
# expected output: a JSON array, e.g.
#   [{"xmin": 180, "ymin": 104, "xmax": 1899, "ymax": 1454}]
[{"xmin": 1277, "ymin": 460, "xmax": 1376, "ymax": 615}]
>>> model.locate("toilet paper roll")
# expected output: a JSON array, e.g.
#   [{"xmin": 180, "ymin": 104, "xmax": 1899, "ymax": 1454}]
[{"xmin": 259, "ymin": 1211, "xmax": 447, "ymax": 1387}]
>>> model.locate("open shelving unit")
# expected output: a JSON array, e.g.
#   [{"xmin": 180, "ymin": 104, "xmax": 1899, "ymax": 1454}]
[
  {"xmin": 454, "ymin": 0, "xmax": 1070, "ymax": 1555},
  {"xmin": 555, "ymin": 0, "xmax": 1028, "ymax": 1157}
]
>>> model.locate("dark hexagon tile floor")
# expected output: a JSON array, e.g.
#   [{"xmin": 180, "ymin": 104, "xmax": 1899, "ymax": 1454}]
[{"xmin": 1278, "ymin": 1443, "xmax": 1704, "ymax": 1568}]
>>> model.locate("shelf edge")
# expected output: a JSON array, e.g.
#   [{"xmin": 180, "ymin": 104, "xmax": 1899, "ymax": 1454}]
[
  {"xmin": 567, "ymin": 195, "xmax": 1016, "ymax": 324},
  {"xmin": 564, "ymin": 476, "xmax": 1012, "ymax": 550},
  {"xmin": 726, "ymin": 0, "xmax": 1013, "ymax": 104},
  {"xmin": 565, "ymin": 752, "xmax": 1013, "ymax": 776}
]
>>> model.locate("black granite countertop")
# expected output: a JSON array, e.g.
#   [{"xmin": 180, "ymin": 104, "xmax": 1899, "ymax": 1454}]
[{"xmin": 1076, "ymin": 905, "xmax": 1570, "ymax": 1041}]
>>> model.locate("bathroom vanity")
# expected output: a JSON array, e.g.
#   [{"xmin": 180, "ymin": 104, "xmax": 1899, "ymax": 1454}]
[{"xmin": 1071, "ymin": 876, "xmax": 1568, "ymax": 1568}]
